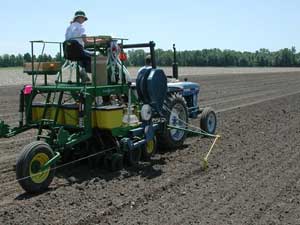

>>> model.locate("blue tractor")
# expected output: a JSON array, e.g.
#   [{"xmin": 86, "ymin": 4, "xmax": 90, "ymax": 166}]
[{"xmin": 133, "ymin": 42, "xmax": 217, "ymax": 150}]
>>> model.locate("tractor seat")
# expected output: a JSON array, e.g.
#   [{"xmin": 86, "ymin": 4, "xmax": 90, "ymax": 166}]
[{"xmin": 63, "ymin": 40, "xmax": 85, "ymax": 61}]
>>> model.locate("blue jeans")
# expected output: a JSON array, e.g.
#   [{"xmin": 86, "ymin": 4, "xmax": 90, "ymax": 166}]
[
  {"xmin": 80, "ymin": 50, "xmax": 91, "ymax": 73},
  {"xmin": 63, "ymin": 40, "xmax": 92, "ymax": 73}
]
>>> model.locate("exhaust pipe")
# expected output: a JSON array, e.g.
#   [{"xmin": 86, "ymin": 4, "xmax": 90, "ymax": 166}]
[{"xmin": 172, "ymin": 44, "xmax": 178, "ymax": 79}]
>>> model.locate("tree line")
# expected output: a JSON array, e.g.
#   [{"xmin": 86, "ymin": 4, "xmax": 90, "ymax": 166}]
[
  {"xmin": 0, "ymin": 47, "xmax": 299, "ymax": 67},
  {"xmin": 128, "ymin": 47, "xmax": 300, "ymax": 67},
  {"xmin": 0, "ymin": 53, "xmax": 61, "ymax": 67}
]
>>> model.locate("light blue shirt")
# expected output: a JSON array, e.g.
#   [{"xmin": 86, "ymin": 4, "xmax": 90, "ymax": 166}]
[{"xmin": 65, "ymin": 22, "xmax": 86, "ymax": 47}]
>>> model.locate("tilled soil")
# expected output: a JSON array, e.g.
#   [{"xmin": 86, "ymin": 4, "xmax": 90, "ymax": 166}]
[
  {"xmin": 0, "ymin": 71, "xmax": 300, "ymax": 224},
  {"xmin": 3, "ymin": 67, "xmax": 300, "ymax": 86}
]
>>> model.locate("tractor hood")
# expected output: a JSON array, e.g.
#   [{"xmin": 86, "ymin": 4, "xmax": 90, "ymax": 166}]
[{"xmin": 167, "ymin": 81, "xmax": 200, "ymax": 96}]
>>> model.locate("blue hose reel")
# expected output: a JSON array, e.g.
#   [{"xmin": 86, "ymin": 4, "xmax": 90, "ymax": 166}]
[{"xmin": 136, "ymin": 68, "xmax": 167, "ymax": 113}]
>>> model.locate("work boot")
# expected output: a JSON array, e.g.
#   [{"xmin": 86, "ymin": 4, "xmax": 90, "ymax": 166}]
[{"xmin": 80, "ymin": 68, "xmax": 91, "ymax": 83}]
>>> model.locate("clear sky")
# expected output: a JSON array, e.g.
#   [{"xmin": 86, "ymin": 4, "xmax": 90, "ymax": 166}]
[{"xmin": 1, "ymin": 0, "xmax": 300, "ymax": 54}]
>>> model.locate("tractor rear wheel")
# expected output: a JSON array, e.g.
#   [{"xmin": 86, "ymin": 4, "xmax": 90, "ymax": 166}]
[
  {"xmin": 158, "ymin": 93, "xmax": 188, "ymax": 150},
  {"xmin": 16, "ymin": 141, "xmax": 56, "ymax": 193}
]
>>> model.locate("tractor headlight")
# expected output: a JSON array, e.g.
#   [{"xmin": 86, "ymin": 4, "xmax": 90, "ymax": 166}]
[{"xmin": 141, "ymin": 104, "xmax": 152, "ymax": 121}]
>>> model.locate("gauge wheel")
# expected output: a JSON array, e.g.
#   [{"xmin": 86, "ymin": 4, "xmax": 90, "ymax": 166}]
[
  {"xmin": 200, "ymin": 107, "xmax": 217, "ymax": 135},
  {"xmin": 16, "ymin": 141, "xmax": 56, "ymax": 193},
  {"xmin": 141, "ymin": 136, "xmax": 157, "ymax": 161},
  {"xmin": 158, "ymin": 93, "xmax": 188, "ymax": 150}
]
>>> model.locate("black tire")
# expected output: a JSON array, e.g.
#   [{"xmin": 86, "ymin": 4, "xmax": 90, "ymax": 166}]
[
  {"xmin": 158, "ymin": 93, "xmax": 188, "ymax": 150},
  {"xmin": 200, "ymin": 107, "xmax": 217, "ymax": 134},
  {"xmin": 126, "ymin": 147, "xmax": 142, "ymax": 168},
  {"xmin": 104, "ymin": 154, "xmax": 112, "ymax": 171},
  {"xmin": 111, "ymin": 153, "xmax": 124, "ymax": 171},
  {"xmin": 141, "ymin": 136, "xmax": 157, "ymax": 161},
  {"xmin": 88, "ymin": 139, "xmax": 104, "ymax": 169},
  {"xmin": 16, "ymin": 141, "xmax": 55, "ymax": 193}
]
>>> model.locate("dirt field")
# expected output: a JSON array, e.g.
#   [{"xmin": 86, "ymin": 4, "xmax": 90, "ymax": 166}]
[
  {"xmin": 3, "ymin": 66, "xmax": 300, "ymax": 86},
  {"xmin": 1, "ymin": 68, "xmax": 300, "ymax": 224}
]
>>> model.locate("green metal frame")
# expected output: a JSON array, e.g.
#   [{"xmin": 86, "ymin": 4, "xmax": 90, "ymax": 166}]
[
  {"xmin": 0, "ymin": 38, "xmax": 139, "ymax": 150},
  {"xmin": 0, "ymin": 37, "xmax": 163, "ymax": 174}
]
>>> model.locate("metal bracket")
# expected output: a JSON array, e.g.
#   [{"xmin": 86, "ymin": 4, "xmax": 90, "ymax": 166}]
[
  {"xmin": 0, "ymin": 121, "xmax": 9, "ymax": 138},
  {"xmin": 56, "ymin": 127, "xmax": 70, "ymax": 147},
  {"xmin": 40, "ymin": 152, "xmax": 61, "ymax": 172}
]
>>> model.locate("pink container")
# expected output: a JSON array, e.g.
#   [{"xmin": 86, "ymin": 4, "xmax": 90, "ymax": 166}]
[{"xmin": 24, "ymin": 85, "xmax": 33, "ymax": 95}]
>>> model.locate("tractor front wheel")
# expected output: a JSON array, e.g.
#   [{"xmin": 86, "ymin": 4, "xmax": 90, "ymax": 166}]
[
  {"xmin": 200, "ymin": 107, "xmax": 217, "ymax": 135},
  {"xmin": 16, "ymin": 141, "xmax": 56, "ymax": 193}
]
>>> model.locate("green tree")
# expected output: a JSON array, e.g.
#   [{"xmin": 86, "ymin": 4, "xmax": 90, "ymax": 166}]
[{"xmin": 23, "ymin": 53, "xmax": 31, "ymax": 63}]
